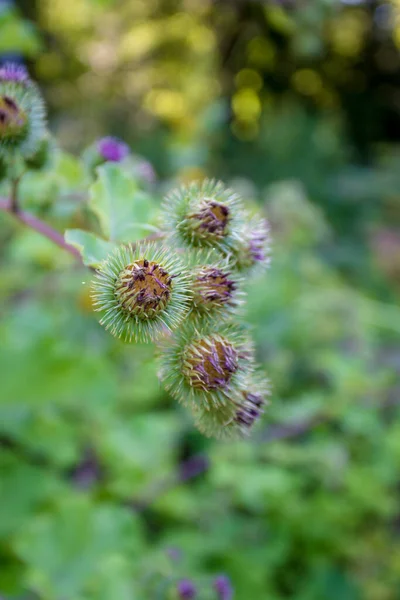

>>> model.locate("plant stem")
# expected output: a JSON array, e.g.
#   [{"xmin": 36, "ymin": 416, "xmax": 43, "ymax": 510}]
[
  {"xmin": 0, "ymin": 196, "xmax": 166, "ymax": 265},
  {"xmin": 0, "ymin": 196, "xmax": 83, "ymax": 262}
]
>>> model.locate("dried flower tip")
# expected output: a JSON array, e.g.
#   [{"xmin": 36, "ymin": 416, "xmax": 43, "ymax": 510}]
[
  {"xmin": 232, "ymin": 216, "xmax": 271, "ymax": 275},
  {"xmin": 193, "ymin": 371, "xmax": 270, "ymax": 440},
  {"xmin": 183, "ymin": 249, "xmax": 244, "ymax": 323},
  {"xmin": 115, "ymin": 259, "xmax": 172, "ymax": 319},
  {"xmin": 158, "ymin": 322, "xmax": 255, "ymax": 410},
  {"xmin": 91, "ymin": 243, "xmax": 190, "ymax": 343},
  {"xmin": 97, "ymin": 136, "xmax": 130, "ymax": 163},
  {"xmin": 0, "ymin": 94, "xmax": 28, "ymax": 142},
  {"xmin": 162, "ymin": 179, "xmax": 244, "ymax": 252},
  {"xmin": 182, "ymin": 336, "xmax": 239, "ymax": 392},
  {"xmin": 214, "ymin": 575, "xmax": 233, "ymax": 600},
  {"xmin": 193, "ymin": 267, "xmax": 236, "ymax": 307},
  {"xmin": 234, "ymin": 388, "xmax": 267, "ymax": 431},
  {"xmin": 191, "ymin": 199, "xmax": 230, "ymax": 239},
  {"xmin": 177, "ymin": 579, "xmax": 197, "ymax": 599},
  {"xmin": 0, "ymin": 63, "xmax": 29, "ymax": 84}
]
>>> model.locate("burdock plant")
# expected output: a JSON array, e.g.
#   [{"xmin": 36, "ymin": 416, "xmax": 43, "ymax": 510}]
[
  {"xmin": 0, "ymin": 62, "xmax": 272, "ymax": 440},
  {"xmin": 0, "ymin": 63, "xmax": 46, "ymax": 159}
]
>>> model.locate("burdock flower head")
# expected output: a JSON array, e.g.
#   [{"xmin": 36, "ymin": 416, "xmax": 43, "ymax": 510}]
[
  {"xmin": 97, "ymin": 136, "xmax": 130, "ymax": 163},
  {"xmin": 193, "ymin": 371, "xmax": 270, "ymax": 439},
  {"xmin": 185, "ymin": 249, "xmax": 244, "ymax": 323},
  {"xmin": 0, "ymin": 62, "xmax": 46, "ymax": 158},
  {"xmin": 163, "ymin": 179, "xmax": 244, "ymax": 253},
  {"xmin": 232, "ymin": 214, "xmax": 271, "ymax": 275},
  {"xmin": 91, "ymin": 243, "xmax": 190, "ymax": 342},
  {"xmin": 83, "ymin": 136, "xmax": 130, "ymax": 173},
  {"xmin": 159, "ymin": 322, "xmax": 254, "ymax": 410}
]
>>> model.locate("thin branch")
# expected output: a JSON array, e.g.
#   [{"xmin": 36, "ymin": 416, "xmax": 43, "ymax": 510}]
[{"xmin": 0, "ymin": 196, "xmax": 83, "ymax": 263}]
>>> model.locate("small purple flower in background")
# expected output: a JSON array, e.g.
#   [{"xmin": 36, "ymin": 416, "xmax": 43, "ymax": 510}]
[
  {"xmin": 214, "ymin": 575, "xmax": 233, "ymax": 600},
  {"xmin": 0, "ymin": 62, "xmax": 29, "ymax": 84},
  {"xmin": 97, "ymin": 136, "xmax": 129, "ymax": 163},
  {"xmin": 177, "ymin": 578, "xmax": 196, "ymax": 599},
  {"xmin": 135, "ymin": 157, "xmax": 156, "ymax": 184}
]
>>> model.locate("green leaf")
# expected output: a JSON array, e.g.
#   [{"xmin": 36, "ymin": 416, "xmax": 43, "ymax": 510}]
[
  {"xmin": 64, "ymin": 229, "xmax": 115, "ymax": 268},
  {"xmin": 88, "ymin": 164, "xmax": 158, "ymax": 243},
  {"xmin": 54, "ymin": 151, "xmax": 86, "ymax": 190},
  {"xmin": 0, "ymin": 10, "xmax": 42, "ymax": 56},
  {"xmin": 14, "ymin": 497, "xmax": 144, "ymax": 599}
]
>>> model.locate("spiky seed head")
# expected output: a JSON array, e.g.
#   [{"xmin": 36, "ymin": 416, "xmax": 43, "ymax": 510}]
[
  {"xmin": 158, "ymin": 322, "xmax": 255, "ymax": 410},
  {"xmin": 0, "ymin": 63, "xmax": 47, "ymax": 158},
  {"xmin": 193, "ymin": 371, "xmax": 270, "ymax": 439},
  {"xmin": 184, "ymin": 249, "xmax": 244, "ymax": 323},
  {"xmin": 162, "ymin": 179, "xmax": 245, "ymax": 253},
  {"xmin": 91, "ymin": 243, "xmax": 190, "ymax": 343},
  {"xmin": 231, "ymin": 215, "xmax": 271, "ymax": 275}
]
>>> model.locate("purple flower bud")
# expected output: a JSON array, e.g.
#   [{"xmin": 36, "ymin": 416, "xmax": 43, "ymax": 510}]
[
  {"xmin": 0, "ymin": 62, "xmax": 29, "ymax": 83},
  {"xmin": 177, "ymin": 579, "xmax": 196, "ymax": 599},
  {"xmin": 97, "ymin": 136, "xmax": 129, "ymax": 162},
  {"xmin": 214, "ymin": 575, "xmax": 233, "ymax": 600}
]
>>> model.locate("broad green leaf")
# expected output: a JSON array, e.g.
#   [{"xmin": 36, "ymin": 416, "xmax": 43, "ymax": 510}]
[
  {"xmin": 65, "ymin": 229, "xmax": 115, "ymax": 268},
  {"xmin": 89, "ymin": 163, "xmax": 158, "ymax": 242},
  {"xmin": 54, "ymin": 151, "xmax": 86, "ymax": 189}
]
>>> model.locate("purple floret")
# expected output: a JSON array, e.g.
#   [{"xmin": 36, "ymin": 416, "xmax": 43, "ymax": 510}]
[
  {"xmin": 97, "ymin": 136, "xmax": 130, "ymax": 162},
  {"xmin": 214, "ymin": 575, "xmax": 233, "ymax": 600},
  {"xmin": 177, "ymin": 578, "xmax": 197, "ymax": 599},
  {"xmin": 0, "ymin": 62, "xmax": 29, "ymax": 83}
]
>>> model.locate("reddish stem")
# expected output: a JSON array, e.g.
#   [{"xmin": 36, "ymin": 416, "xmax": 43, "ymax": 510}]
[{"xmin": 0, "ymin": 197, "xmax": 82, "ymax": 262}]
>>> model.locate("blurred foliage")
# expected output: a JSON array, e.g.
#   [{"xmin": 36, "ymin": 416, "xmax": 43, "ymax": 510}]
[{"xmin": 0, "ymin": 0, "xmax": 400, "ymax": 599}]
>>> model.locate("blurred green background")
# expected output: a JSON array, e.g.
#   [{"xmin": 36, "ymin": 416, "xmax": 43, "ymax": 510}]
[{"xmin": 1, "ymin": 0, "xmax": 400, "ymax": 598}]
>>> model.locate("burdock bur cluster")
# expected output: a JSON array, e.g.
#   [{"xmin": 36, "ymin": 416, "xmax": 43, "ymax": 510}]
[
  {"xmin": 92, "ymin": 179, "xmax": 272, "ymax": 439},
  {"xmin": 0, "ymin": 62, "xmax": 271, "ymax": 440}
]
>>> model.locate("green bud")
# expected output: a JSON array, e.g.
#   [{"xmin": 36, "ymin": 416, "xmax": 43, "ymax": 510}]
[
  {"xmin": 183, "ymin": 249, "xmax": 244, "ymax": 324},
  {"xmin": 162, "ymin": 179, "xmax": 245, "ymax": 253}
]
